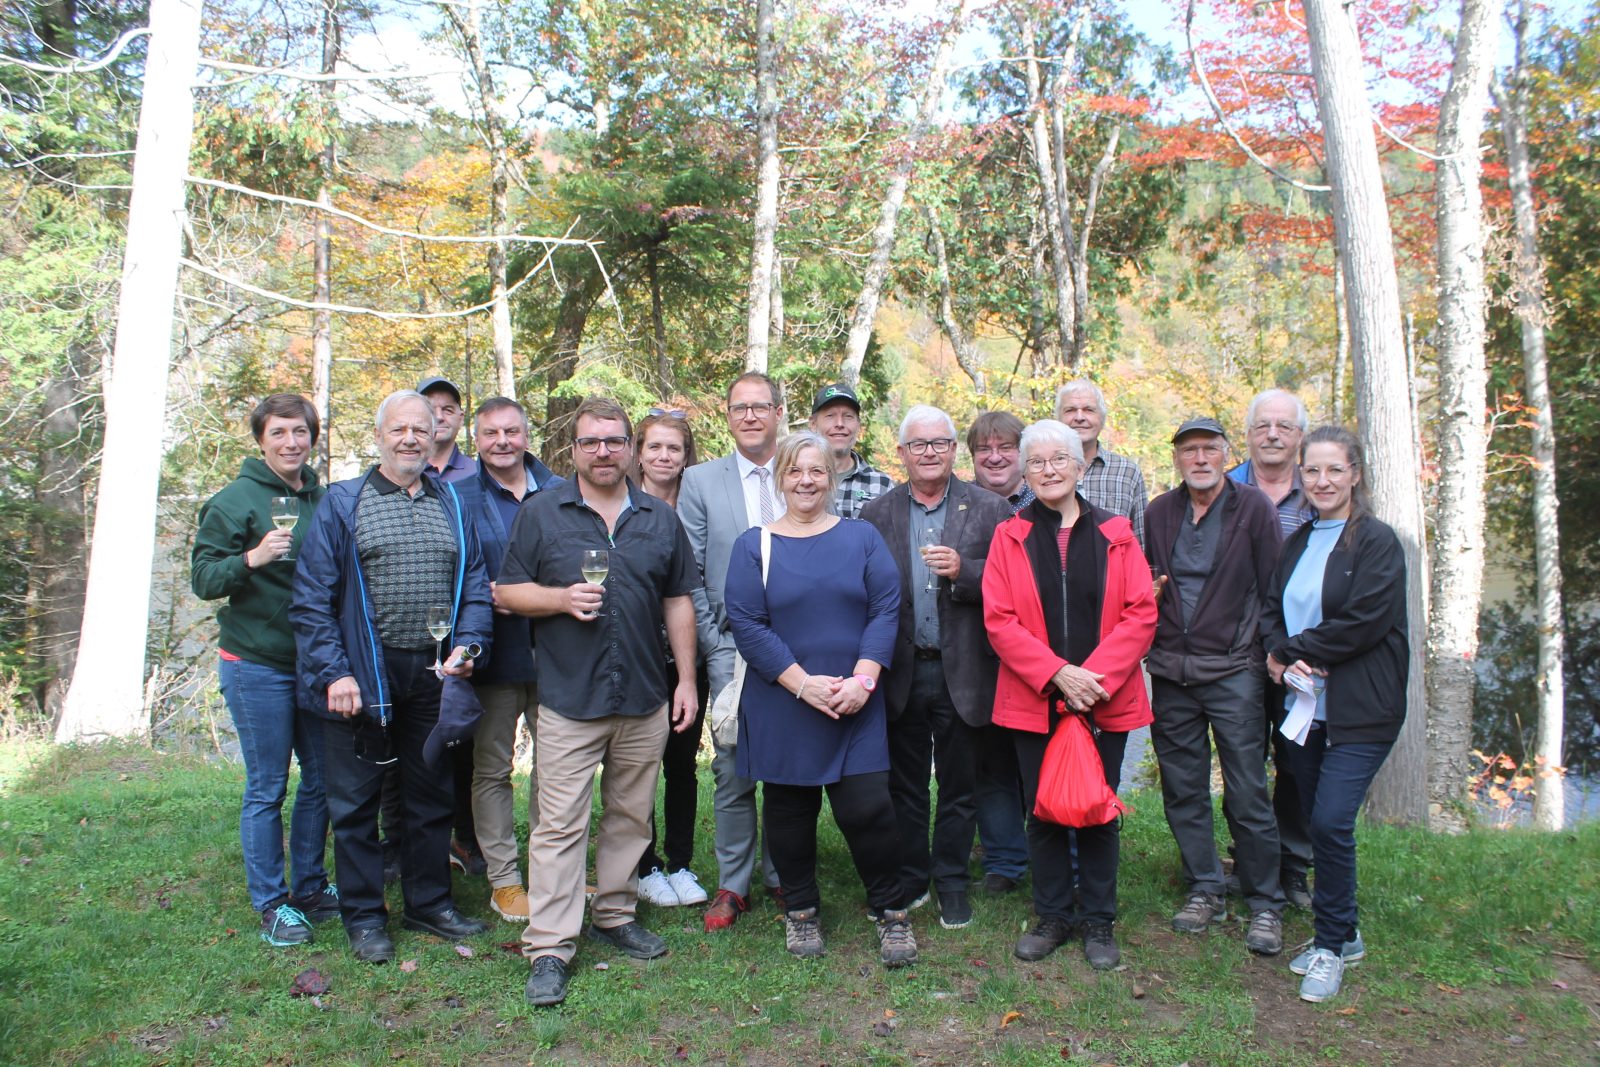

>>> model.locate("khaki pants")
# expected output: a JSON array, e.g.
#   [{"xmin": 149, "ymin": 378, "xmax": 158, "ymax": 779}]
[
  {"xmin": 521, "ymin": 704, "xmax": 669, "ymax": 963},
  {"xmin": 471, "ymin": 682, "xmax": 538, "ymax": 889}
]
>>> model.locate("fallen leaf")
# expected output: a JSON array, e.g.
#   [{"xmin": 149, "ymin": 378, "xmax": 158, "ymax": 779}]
[
  {"xmin": 289, "ymin": 968, "xmax": 328, "ymax": 997},
  {"xmin": 1437, "ymin": 983, "xmax": 1463, "ymax": 995},
  {"xmin": 225, "ymin": 928, "xmax": 236, "ymax": 937},
  {"xmin": 18, "ymin": 857, "xmax": 30, "ymax": 867},
  {"xmin": 1552, "ymin": 980, "xmax": 1569, "ymax": 990},
  {"xmin": 673, "ymin": 1046, "xmax": 689, "ymax": 1060},
  {"xmin": 399, "ymin": 960, "xmax": 418, "ymax": 973},
  {"xmin": 79, "ymin": 818, "xmax": 87, "ymax": 826},
  {"xmin": 594, "ymin": 961, "xmax": 610, "ymax": 971},
  {"xmin": 1399, "ymin": 1007, "xmax": 1413, "ymax": 1016},
  {"xmin": 871, "ymin": 1019, "xmax": 895, "ymax": 1037},
  {"xmin": 1131, "ymin": 984, "xmax": 1147, "ymax": 999},
  {"xmin": 970, "ymin": 958, "xmax": 990, "ymax": 969},
  {"xmin": 1000, "ymin": 1010, "xmax": 1023, "ymax": 1029},
  {"xmin": 1336, "ymin": 1007, "xmax": 1358, "ymax": 1016},
  {"xmin": 884, "ymin": 1009, "xmax": 896, "ymax": 1019},
  {"xmin": 498, "ymin": 941, "xmax": 522, "ymax": 956},
  {"xmin": 454, "ymin": 944, "xmax": 474, "ymax": 958}
]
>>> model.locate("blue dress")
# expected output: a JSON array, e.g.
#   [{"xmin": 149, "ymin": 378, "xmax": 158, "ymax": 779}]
[{"xmin": 725, "ymin": 519, "xmax": 901, "ymax": 786}]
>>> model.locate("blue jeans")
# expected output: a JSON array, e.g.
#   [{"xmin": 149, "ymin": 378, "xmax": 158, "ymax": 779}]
[
  {"xmin": 974, "ymin": 724, "xmax": 1029, "ymax": 879},
  {"xmin": 218, "ymin": 656, "xmax": 330, "ymax": 912},
  {"xmin": 1280, "ymin": 725, "xmax": 1393, "ymax": 952}
]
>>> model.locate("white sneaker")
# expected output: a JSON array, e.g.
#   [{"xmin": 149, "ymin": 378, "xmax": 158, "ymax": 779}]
[
  {"xmin": 666, "ymin": 868, "xmax": 709, "ymax": 906},
  {"xmin": 637, "ymin": 868, "xmax": 680, "ymax": 907}
]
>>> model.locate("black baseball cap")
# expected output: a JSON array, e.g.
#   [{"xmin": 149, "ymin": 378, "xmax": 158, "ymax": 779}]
[
  {"xmin": 1172, "ymin": 416, "xmax": 1228, "ymax": 444},
  {"xmin": 417, "ymin": 376, "xmax": 462, "ymax": 403},
  {"xmin": 811, "ymin": 383, "xmax": 861, "ymax": 415}
]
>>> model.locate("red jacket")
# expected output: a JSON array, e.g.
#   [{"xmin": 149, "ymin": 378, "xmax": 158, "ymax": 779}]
[{"xmin": 982, "ymin": 507, "xmax": 1156, "ymax": 734}]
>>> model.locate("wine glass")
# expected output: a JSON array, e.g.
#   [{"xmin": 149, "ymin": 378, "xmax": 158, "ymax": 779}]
[
  {"xmin": 581, "ymin": 550, "xmax": 609, "ymax": 619},
  {"xmin": 426, "ymin": 605, "xmax": 451, "ymax": 672},
  {"xmin": 270, "ymin": 496, "xmax": 300, "ymax": 561},
  {"xmin": 919, "ymin": 528, "xmax": 939, "ymax": 592}
]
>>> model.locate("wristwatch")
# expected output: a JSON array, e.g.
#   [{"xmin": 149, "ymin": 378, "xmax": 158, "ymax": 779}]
[{"xmin": 852, "ymin": 674, "xmax": 877, "ymax": 692}]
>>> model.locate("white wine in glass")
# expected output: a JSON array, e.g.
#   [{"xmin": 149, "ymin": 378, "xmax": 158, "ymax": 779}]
[
  {"xmin": 426, "ymin": 604, "xmax": 451, "ymax": 671},
  {"xmin": 581, "ymin": 549, "xmax": 610, "ymax": 585},
  {"xmin": 919, "ymin": 527, "xmax": 939, "ymax": 591},
  {"xmin": 270, "ymin": 496, "xmax": 300, "ymax": 560}
]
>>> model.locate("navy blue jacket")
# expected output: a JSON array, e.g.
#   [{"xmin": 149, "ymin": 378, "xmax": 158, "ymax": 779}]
[
  {"xmin": 289, "ymin": 467, "xmax": 494, "ymax": 722},
  {"xmin": 454, "ymin": 453, "xmax": 563, "ymax": 687}
]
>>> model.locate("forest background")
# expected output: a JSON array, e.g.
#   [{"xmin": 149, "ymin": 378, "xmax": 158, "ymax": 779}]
[{"xmin": 1, "ymin": 0, "xmax": 1597, "ymax": 818}]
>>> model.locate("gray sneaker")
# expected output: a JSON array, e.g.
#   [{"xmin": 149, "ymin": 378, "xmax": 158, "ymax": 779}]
[
  {"xmin": 260, "ymin": 903, "xmax": 313, "ymax": 947},
  {"xmin": 1171, "ymin": 891, "xmax": 1226, "ymax": 933},
  {"xmin": 1298, "ymin": 947, "xmax": 1345, "ymax": 1002},
  {"xmin": 874, "ymin": 909, "xmax": 918, "ymax": 968},
  {"xmin": 783, "ymin": 907, "xmax": 825, "ymax": 958},
  {"xmin": 525, "ymin": 955, "xmax": 569, "ymax": 1006},
  {"xmin": 1245, "ymin": 909, "xmax": 1283, "ymax": 955},
  {"xmin": 1289, "ymin": 931, "xmax": 1365, "ymax": 974},
  {"xmin": 1081, "ymin": 920, "xmax": 1121, "ymax": 970}
]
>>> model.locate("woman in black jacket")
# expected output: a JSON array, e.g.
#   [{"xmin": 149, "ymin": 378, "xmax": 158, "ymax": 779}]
[{"xmin": 1262, "ymin": 425, "xmax": 1407, "ymax": 1004}]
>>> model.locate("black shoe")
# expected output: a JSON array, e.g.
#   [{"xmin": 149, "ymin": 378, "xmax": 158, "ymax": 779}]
[
  {"xmin": 587, "ymin": 920, "xmax": 668, "ymax": 960},
  {"xmin": 982, "ymin": 872, "xmax": 1020, "ymax": 894},
  {"xmin": 1015, "ymin": 916, "xmax": 1076, "ymax": 961},
  {"xmin": 289, "ymin": 883, "xmax": 340, "ymax": 924},
  {"xmin": 349, "ymin": 925, "xmax": 394, "ymax": 964},
  {"xmin": 449, "ymin": 839, "xmax": 488, "ymax": 876},
  {"xmin": 1283, "ymin": 872, "xmax": 1313, "ymax": 910},
  {"xmin": 402, "ymin": 906, "xmax": 490, "ymax": 940},
  {"xmin": 1081, "ymin": 920, "xmax": 1120, "ymax": 970},
  {"xmin": 937, "ymin": 890, "xmax": 973, "ymax": 929},
  {"xmin": 525, "ymin": 955, "xmax": 570, "ymax": 1006}
]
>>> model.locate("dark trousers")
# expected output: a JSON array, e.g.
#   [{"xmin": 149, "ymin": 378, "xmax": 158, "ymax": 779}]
[
  {"xmin": 1013, "ymin": 724, "xmax": 1128, "ymax": 925},
  {"xmin": 974, "ymin": 724, "xmax": 1029, "ymax": 879},
  {"xmin": 1151, "ymin": 672, "xmax": 1284, "ymax": 912},
  {"xmin": 887, "ymin": 658, "xmax": 980, "ymax": 896},
  {"xmin": 1268, "ymin": 683, "xmax": 1314, "ymax": 879},
  {"xmin": 322, "ymin": 647, "xmax": 455, "ymax": 931},
  {"xmin": 763, "ymin": 771, "xmax": 905, "ymax": 913},
  {"xmin": 640, "ymin": 663, "xmax": 709, "ymax": 875},
  {"xmin": 451, "ymin": 738, "xmax": 477, "ymax": 847},
  {"xmin": 1279, "ymin": 724, "xmax": 1393, "ymax": 951}
]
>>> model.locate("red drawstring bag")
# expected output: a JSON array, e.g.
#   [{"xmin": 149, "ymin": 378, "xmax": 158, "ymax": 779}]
[{"xmin": 1033, "ymin": 712, "xmax": 1125, "ymax": 828}]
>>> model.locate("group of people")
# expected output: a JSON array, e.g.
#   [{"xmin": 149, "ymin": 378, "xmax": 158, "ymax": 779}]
[{"xmin": 192, "ymin": 373, "xmax": 1409, "ymax": 1008}]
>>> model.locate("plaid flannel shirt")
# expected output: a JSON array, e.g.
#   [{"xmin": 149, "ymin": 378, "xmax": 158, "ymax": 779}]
[
  {"xmin": 1079, "ymin": 446, "xmax": 1148, "ymax": 548},
  {"xmin": 835, "ymin": 453, "xmax": 896, "ymax": 520}
]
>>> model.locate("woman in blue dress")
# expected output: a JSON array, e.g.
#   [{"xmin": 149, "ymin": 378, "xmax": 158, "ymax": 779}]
[{"xmin": 724, "ymin": 431, "xmax": 914, "ymax": 967}]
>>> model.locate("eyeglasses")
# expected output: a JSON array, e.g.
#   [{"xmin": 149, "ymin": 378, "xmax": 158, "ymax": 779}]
[
  {"xmin": 1025, "ymin": 452, "xmax": 1079, "ymax": 473},
  {"xmin": 648, "ymin": 407, "xmax": 687, "ymax": 419},
  {"xmin": 728, "ymin": 402, "xmax": 776, "ymax": 419},
  {"xmin": 575, "ymin": 435, "xmax": 631, "ymax": 454},
  {"xmin": 973, "ymin": 443, "xmax": 1019, "ymax": 458},
  {"xmin": 1250, "ymin": 420, "xmax": 1301, "ymax": 435},
  {"xmin": 903, "ymin": 438, "xmax": 955, "ymax": 456},
  {"xmin": 1300, "ymin": 464, "xmax": 1354, "ymax": 481}
]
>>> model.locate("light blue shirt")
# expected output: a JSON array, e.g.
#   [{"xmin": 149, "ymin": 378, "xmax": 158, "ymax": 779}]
[{"xmin": 1282, "ymin": 519, "xmax": 1345, "ymax": 722}]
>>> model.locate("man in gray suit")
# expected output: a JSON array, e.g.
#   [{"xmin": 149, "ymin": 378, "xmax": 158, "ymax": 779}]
[
  {"xmin": 862, "ymin": 405, "xmax": 1010, "ymax": 931},
  {"xmin": 677, "ymin": 371, "xmax": 787, "ymax": 931}
]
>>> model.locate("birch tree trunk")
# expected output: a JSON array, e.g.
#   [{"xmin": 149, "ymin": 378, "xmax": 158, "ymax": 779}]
[
  {"xmin": 744, "ymin": 0, "xmax": 780, "ymax": 373},
  {"xmin": 1424, "ymin": 0, "xmax": 1498, "ymax": 832},
  {"xmin": 1301, "ymin": 0, "xmax": 1429, "ymax": 825},
  {"xmin": 1027, "ymin": 205, "xmax": 1052, "ymax": 373},
  {"xmin": 448, "ymin": 0, "xmax": 516, "ymax": 398},
  {"xmin": 1500, "ymin": 5, "xmax": 1565, "ymax": 830},
  {"xmin": 1021, "ymin": 10, "xmax": 1075, "ymax": 367},
  {"xmin": 838, "ymin": 0, "xmax": 973, "ymax": 387},
  {"xmin": 57, "ymin": 0, "xmax": 203, "ymax": 741},
  {"xmin": 312, "ymin": 0, "xmax": 337, "ymax": 476},
  {"xmin": 1068, "ymin": 123, "xmax": 1120, "ymax": 363},
  {"xmin": 923, "ymin": 206, "xmax": 985, "ymax": 393},
  {"xmin": 1333, "ymin": 252, "xmax": 1348, "ymax": 423}
]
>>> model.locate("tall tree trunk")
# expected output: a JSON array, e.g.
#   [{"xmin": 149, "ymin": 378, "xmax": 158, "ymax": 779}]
[
  {"xmin": 1067, "ymin": 122, "xmax": 1120, "ymax": 362},
  {"xmin": 769, "ymin": 249, "xmax": 785, "ymax": 339},
  {"xmin": 58, "ymin": 0, "xmax": 203, "ymax": 741},
  {"xmin": 648, "ymin": 246, "xmax": 670, "ymax": 391},
  {"xmin": 1301, "ymin": 0, "xmax": 1430, "ymax": 825},
  {"xmin": 447, "ymin": 0, "xmax": 516, "ymax": 397},
  {"xmin": 838, "ymin": 0, "xmax": 973, "ymax": 387},
  {"xmin": 744, "ymin": 0, "xmax": 780, "ymax": 373},
  {"xmin": 1500, "ymin": 5, "xmax": 1565, "ymax": 831},
  {"xmin": 1425, "ymin": 0, "xmax": 1498, "ymax": 832},
  {"xmin": 541, "ymin": 268, "xmax": 606, "ymax": 475},
  {"xmin": 923, "ymin": 206, "xmax": 985, "ymax": 393},
  {"xmin": 1021, "ymin": 10, "xmax": 1076, "ymax": 367},
  {"xmin": 1027, "ymin": 205, "xmax": 1052, "ymax": 374},
  {"xmin": 1333, "ymin": 251, "xmax": 1348, "ymax": 423},
  {"xmin": 1044, "ymin": 3, "xmax": 1094, "ymax": 363},
  {"xmin": 312, "ymin": 0, "xmax": 337, "ymax": 477}
]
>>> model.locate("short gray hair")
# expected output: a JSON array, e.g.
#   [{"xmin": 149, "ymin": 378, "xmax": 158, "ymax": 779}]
[
  {"xmin": 773, "ymin": 430, "xmax": 839, "ymax": 513},
  {"xmin": 1246, "ymin": 388, "xmax": 1309, "ymax": 432},
  {"xmin": 898, "ymin": 404, "xmax": 957, "ymax": 443},
  {"xmin": 1054, "ymin": 379, "xmax": 1107, "ymax": 419},
  {"xmin": 376, "ymin": 389, "xmax": 435, "ymax": 433},
  {"xmin": 1019, "ymin": 419, "xmax": 1085, "ymax": 466}
]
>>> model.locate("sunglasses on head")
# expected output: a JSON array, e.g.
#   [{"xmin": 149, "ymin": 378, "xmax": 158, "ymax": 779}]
[{"xmin": 648, "ymin": 407, "xmax": 687, "ymax": 419}]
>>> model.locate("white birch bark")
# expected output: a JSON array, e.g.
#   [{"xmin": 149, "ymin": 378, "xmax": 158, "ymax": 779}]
[
  {"xmin": 1333, "ymin": 252, "xmax": 1348, "ymax": 423},
  {"xmin": 1301, "ymin": 0, "xmax": 1430, "ymax": 825},
  {"xmin": 745, "ymin": 0, "xmax": 780, "ymax": 373},
  {"xmin": 923, "ymin": 205, "xmax": 985, "ymax": 393},
  {"xmin": 838, "ymin": 0, "xmax": 973, "ymax": 387},
  {"xmin": 1500, "ymin": 5, "xmax": 1565, "ymax": 830},
  {"xmin": 312, "ymin": 0, "xmax": 336, "ymax": 476},
  {"xmin": 1021, "ymin": 8, "xmax": 1076, "ymax": 368},
  {"xmin": 57, "ymin": 0, "xmax": 203, "ymax": 741}
]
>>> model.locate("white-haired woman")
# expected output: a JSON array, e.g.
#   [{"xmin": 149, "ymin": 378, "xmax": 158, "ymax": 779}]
[
  {"xmin": 723, "ymin": 430, "xmax": 914, "ymax": 967},
  {"xmin": 982, "ymin": 419, "xmax": 1156, "ymax": 970}
]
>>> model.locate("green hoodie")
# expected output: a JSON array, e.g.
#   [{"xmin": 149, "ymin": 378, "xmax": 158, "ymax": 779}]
[{"xmin": 191, "ymin": 456, "xmax": 325, "ymax": 672}]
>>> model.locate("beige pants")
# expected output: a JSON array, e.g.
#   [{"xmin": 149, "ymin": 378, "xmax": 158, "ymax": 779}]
[
  {"xmin": 471, "ymin": 682, "xmax": 538, "ymax": 889},
  {"xmin": 521, "ymin": 704, "xmax": 669, "ymax": 963}
]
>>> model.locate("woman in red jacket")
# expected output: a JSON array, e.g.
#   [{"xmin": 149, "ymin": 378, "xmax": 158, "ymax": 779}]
[{"xmin": 982, "ymin": 419, "xmax": 1157, "ymax": 970}]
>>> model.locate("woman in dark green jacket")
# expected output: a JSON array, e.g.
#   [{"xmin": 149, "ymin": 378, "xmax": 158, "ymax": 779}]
[{"xmin": 191, "ymin": 394, "xmax": 334, "ymax": 947}]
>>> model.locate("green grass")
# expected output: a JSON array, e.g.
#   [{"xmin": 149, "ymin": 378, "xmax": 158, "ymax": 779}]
[{"xmin": 0, "ymin": 740, "xmax": 1596, "ymax": 1065}]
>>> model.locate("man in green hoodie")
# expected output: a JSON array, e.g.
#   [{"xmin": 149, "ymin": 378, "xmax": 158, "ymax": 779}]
[{"xmin": 192, "ymin": 393, "xmax": 336, "ymax": 947}]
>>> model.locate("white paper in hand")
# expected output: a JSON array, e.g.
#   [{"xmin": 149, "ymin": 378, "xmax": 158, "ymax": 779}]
[{"xmin": 1279, "ymin": 671, "xmax": 1318, "ymax": 746}]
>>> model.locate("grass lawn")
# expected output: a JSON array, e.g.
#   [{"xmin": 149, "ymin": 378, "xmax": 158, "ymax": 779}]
[{"xmin": 0, "ymin": 739, "xmax": 1596, "ymax": 1065}]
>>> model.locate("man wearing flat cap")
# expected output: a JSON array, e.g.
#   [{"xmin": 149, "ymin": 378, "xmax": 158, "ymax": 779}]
[
  {"xmin": 1144, "ymin": 416, "xmax": 1287, "ymax": 957},
  {"xmin": 809, "ymin": 383, "xmax": 895, "ymax": 519}
]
